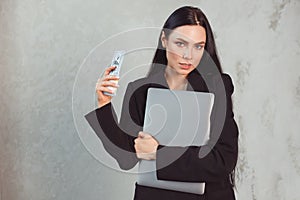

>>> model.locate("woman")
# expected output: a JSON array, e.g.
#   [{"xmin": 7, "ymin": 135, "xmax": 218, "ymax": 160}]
[{"xmin": 86, "ymin": 6, "xmax": 239, "ymax": 200}]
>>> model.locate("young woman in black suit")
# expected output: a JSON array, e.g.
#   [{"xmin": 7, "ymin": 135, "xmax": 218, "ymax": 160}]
[{"xmin": 86, "ymin": 6, "xmax": 239, "ymax": 200}]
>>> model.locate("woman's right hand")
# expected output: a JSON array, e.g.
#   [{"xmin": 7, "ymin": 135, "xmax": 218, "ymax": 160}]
[{"xmin": 96, "ymin": 66, "xmax": 120, "ymax": 108}]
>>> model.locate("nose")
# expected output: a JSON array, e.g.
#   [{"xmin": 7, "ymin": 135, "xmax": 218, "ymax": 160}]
[{"xmin": 183, "ymin": 47, "xmax": 192, "ymax": 60}]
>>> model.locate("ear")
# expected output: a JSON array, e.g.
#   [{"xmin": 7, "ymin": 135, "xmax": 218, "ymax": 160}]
[{"xmin": 161, "ymin": 31, "xmax": 167, "ymax": 48}]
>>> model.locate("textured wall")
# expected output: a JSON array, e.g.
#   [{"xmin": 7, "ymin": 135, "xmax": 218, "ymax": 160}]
[{"xmin": 0, "ymin": 0, "xmax": 299, "ymax": 200}]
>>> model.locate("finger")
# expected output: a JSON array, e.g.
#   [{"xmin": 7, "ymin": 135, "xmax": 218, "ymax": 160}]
[
  {"xmin": 96, "ymin": 81, "xmax": 119, "ymax": 91},
  {"xmin": 138, "ymin": 132, "xmax": 145, "ymax": 139},
  {"xmin": 134, "ymin": 144, "xmax": 140, "ymax": 153},
  {"xmin": 96, "ymin": 86, "xmax": 114, "ymax": 94},
  {"xmin": 139, "ymin": 132, "xmax": 152, "ymax": 139},
  {"xmin": 104, "ymin": 66, "xmax": 117, "ymax": 76},
  {"xmin": 103, "ymin": 75, "xmax": 120, "ymax": 81},
  {"xmin": 96, "ymin": 78, "xmax": 119, "ymax": 90},
  {"xmin": 100, "ymin": 81, "xmax": 119, "ymax": 88},
  {"xmin": 136, "ymin": 153, "xmax": 142, "ymax": 159}
]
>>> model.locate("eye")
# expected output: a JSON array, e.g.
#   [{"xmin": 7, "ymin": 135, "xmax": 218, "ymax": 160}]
[
  {"xmin": 195, "ymin": 44, "xmax": 204, "ymax": 50},
  {"xmin": 175, "ymin": 41, "xmax": 185, "ymax": 47}
]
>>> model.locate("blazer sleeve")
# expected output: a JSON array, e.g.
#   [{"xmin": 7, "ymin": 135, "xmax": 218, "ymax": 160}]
[
  {"xmin": 155, "ymin": 74, "xmax": 239, "ymax": 182},
  {"xmin": 84, "ymin": 82, "xmax": 140, "ymax": 170}
]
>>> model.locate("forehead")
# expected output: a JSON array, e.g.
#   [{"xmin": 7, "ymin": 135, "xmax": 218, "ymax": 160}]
[{"xmin": 168, "ymin": 25, "xmax": 206, "ymax": 43}]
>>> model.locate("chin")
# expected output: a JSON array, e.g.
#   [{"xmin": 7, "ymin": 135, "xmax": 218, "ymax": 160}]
[
  {"xmin": 178, "ymin": 71, "xmax": 191, "ymax": 76},
  {"xmin": 178, "ymin": 69, "xmax": 194, "ymax": 75}
]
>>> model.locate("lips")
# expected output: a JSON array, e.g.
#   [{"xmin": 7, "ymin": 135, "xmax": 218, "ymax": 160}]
[{"xmin": 179, "ymin": 63, "xmax": 192, "ymax": 70}]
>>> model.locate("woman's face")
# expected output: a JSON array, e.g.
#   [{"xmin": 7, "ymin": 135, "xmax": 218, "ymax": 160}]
[{"xmin": 161, "ymin": 25, "xmax": 206, "ymax": 77}]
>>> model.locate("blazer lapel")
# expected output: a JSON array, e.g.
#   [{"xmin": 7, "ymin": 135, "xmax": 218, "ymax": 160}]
[{"xmin": 187, "ymin": 70, "xmax": 209, "ymax": 92}]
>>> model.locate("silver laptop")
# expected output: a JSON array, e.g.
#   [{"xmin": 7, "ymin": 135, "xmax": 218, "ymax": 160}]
[{"xmin": 137, "ymin": 88, "xmax": 215, "ymax": 195}]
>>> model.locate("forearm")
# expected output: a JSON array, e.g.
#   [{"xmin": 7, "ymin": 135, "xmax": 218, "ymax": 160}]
[
  {"xmin": 85, "ymin": 103, "xmax": 139, "ymax": 170},
  {"xmin": 156, "ymin": 117, "xmax": 239, "ymax": 182}
]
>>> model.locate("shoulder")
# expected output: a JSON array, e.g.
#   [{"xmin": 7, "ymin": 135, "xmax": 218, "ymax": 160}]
[
  {"xmin": 124, "ymin": 77, "xmax": 153, "ymax": 102},
  {"xmin": 205, "ymin": 73, "xmax": 234, "ymax": 97},
  {"xmin": 126, "ymin": 77, "xmax": 152, "ymax": 96},
  {"xmin": 220, "ymin": 73, "xmax": 234, "ymax": 94},
  {"xmin": 127, "ymin": 76, "xmax": 150, "ymax": 88},
  {"xmin": 127, "ymin": 73, "xmax": 167, "ymax": 92}
]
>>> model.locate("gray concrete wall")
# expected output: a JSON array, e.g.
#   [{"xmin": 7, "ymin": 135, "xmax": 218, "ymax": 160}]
[{"xmin": 1, "ymin": 0, "xmax": 299, "ymax": 199}]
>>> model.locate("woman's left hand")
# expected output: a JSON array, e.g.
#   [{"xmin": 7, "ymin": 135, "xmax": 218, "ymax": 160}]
[{"xmin": 134, "ymin": 132, "xmax": 159, "ymax": 160}]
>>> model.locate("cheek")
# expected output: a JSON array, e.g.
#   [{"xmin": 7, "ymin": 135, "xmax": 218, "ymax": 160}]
[
  {"xmin": 193, "ymin": 51, "xmax": 204, "ymax": 65},
  {"xmin": 166, "ymin": 49, "xmax": 181, "ymax": 63},
  {"xmin": 166, "ymin": 43, "xmax": 184, "ymax": 58}
]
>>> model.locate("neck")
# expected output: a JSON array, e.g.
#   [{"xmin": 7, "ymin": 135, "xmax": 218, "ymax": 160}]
[{"xmin": 164, "ymin": 66, "xmax": 188, "ymax": 90}]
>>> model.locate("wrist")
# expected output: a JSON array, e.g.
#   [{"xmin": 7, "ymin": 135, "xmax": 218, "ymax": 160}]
[{"xmin": 98, "ymin": 101, "xmax": 110, "ymax": 108}]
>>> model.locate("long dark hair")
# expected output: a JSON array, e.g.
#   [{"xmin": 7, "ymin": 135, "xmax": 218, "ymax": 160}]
[{"xmin": 148, "ymin": 6, "xmax": 223, "ymax": 76}]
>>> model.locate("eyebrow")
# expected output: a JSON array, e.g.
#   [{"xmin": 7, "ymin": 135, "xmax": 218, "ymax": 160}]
[{"xmin": 176, "ymin": 38, "xmax": 206, "ymax": 45}]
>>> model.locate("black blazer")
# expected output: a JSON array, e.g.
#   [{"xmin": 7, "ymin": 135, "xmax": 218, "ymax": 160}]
[{"xmin": 85, "ymin": 69, "xmax": 239, "ymax": 200}]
